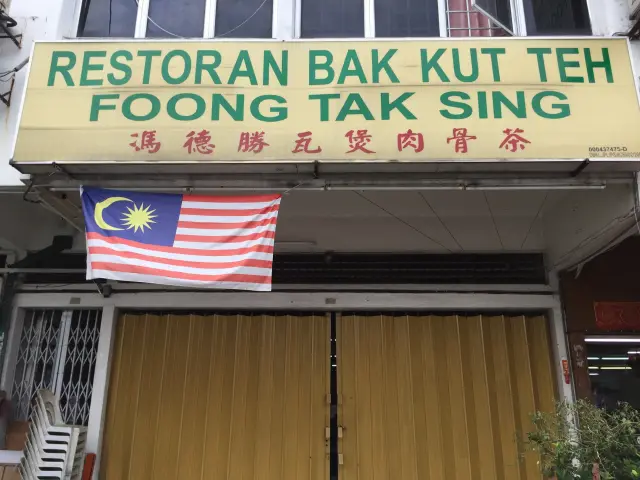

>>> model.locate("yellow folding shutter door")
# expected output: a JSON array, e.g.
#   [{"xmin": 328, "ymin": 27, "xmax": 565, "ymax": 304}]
[
  {"xmin": 338, "ymin": 314, "xmax": 556, "ymax": 480},
  {"xmin": 101, "ymin": 313, "xmax": 330, "ymax": 480}
]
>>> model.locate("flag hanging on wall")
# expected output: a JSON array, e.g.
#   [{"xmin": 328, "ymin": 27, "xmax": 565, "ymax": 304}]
[{"xmin": 80, "ymin": 187, "xmax": 281, "ymax": 291}]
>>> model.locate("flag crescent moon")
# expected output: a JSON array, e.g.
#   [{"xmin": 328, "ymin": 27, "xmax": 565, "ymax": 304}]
[{"xmin": 94, "ymin": 197, "xmax": 132, "ymax": 231}]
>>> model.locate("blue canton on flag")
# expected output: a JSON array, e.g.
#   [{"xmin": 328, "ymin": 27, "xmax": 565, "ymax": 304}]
[{"xmin": 82, "ymin": 188, "xmax": 182, "ymax": 246}]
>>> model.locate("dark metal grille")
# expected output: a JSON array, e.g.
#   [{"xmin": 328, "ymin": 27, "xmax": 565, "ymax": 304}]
[
  {"xmin": 273, "ymin": 253, "xmax": 546, "ymax": 285},
  {"xmin": 21, "ymin": 252, "xmax": 546, "ymax": 285},
  {"xmin": 12, "ymin": 309, "xmax": 102, "ymax": 426}
]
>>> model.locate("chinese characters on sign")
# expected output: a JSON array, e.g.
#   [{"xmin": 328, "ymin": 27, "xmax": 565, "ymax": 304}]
[
  {"xmin": 397, "ymin": 129, "xmax": 424, "ymax": 153},
  {"xmin": 447, "ymin": 128, "xmax": 477, "ymax": 154},
  {"xmin": 238, "ymin": 131, "xmax": 270, "ymax": 153},
  {"xmin": 184, "ymin": 130, "xmax": 215, "ymax": 155},
  {"xmin": 345, "ymin": 129, "xmax": 375, "ymax": 154},
  {"xmin": 499, "ymin": 128, "xmax": 531, "ymax": 152},
  {"xmin": 128, "ymin": 128, "xmax": 532, "ymax": 155},
  {"xmin": 293, "ymin": 131, "xmax": 322, "ymax": 154},
  {"xmin": 15, "ymin": 39, "xmax": 640, "ymax": 167},
  {"xmin": 129, "ymin": 131, "xmax": 161, "ymax": 153}
]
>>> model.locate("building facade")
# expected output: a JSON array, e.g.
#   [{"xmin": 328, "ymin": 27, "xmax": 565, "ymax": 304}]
[{"xmin": 1, "ymin": 0, "xmax": 640, "ymax": 478}]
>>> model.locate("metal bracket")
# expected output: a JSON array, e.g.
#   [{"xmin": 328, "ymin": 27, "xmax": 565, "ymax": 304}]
[
  {"xmin": 52, "ymin": 162, "xmax": 76, "ymax": 180},
  {"xmin": 34, "ymin": 186, "xmax": 85, "ymax": 232},
  {"xmin": 0, "ymin": 77, "xmax": 14, "ymax": 108},
  {"xmin": 628, "ymin": 17, "xmax": 640, "ymax": 40},
  {"xmin": 93, "ymin": 280, "xmax": 113, "ymax": 298},
  {"xmin": 570, "ymin": 158, "xmax": 590, "ymax": 177},
  {"xmin": 325, "ymin": 426, "xmax": 343, "ymax": 440},
  {"xmin": 0, "ymin": 15, "xmax": 22, "ymax": 49}
]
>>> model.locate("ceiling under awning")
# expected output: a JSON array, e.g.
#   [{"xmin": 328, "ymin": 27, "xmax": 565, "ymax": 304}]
[{"xmin": 2, "ymin": 181, "xmax": 635, "ymax": 276}]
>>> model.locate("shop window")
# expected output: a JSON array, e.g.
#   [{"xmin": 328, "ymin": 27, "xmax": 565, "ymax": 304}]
[
  {"xmin": 77, "ymin": 0, "xmax": 137, "ymax": 37},
  {"xmin": 215, "ymin": 0, "xmax": 273, "ymax": 38},
  {"xmin": 300, "ymin": 0, "xmax": 365, "ymax": 38},
  {"xmin": 146, "ymin": 0, "xmax": 207, "ymax": 37},
  {"xmin": 585, "ymin": 337, "xmax": 640, "ymax": 410}
]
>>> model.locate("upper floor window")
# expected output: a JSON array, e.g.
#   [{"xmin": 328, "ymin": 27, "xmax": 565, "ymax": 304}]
[
  {"xmin": 374, "ymin": 0, "xmax": 440, "ymax": 37},
  {"xmin": 473, "ymin": 0, "xmax": 591, "ymax": 35},
  {"xmin": 523, "ymin": 0, "xmax": 591, "ymax": 35},
  {"xmin": 215, "ymin": 0, "xmax": 273, "ymax": 38},
  {"xmin": 76, "ymin": 0, "xmax": 590, "ymax": 38},
  {"xmin": 301, "ymin": 0, "xmax": 365, "ymax": 38},
  {"xmin": 78, "ymin": 0, "xmax": 137, "ymax": 37},
  {"xmin": 145, "ymin": 0, "xmax": 207, "ymax": 37},
  {"xmin": 447, "ymin": 0, "xmax": 505, "ymax": 37},
  {"xmin": 77, "ymin": 0, "xmax": 273, "ymax": 38}
]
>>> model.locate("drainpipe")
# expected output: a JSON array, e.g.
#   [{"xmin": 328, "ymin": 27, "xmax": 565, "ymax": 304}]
[{"xmin": 0, "ymin": 250, "xmax": 19, "ymax": 390}]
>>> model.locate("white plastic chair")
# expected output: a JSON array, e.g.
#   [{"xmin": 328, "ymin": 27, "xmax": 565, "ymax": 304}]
[{"xmin": 19, "ymin": 390, "xmax": 88, "ymax": 480}]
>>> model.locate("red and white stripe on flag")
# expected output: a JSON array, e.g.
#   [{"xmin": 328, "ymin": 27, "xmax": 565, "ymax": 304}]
[{"xmin": 85, "ymin": 194, "xmax": 282, "ymax": 291}]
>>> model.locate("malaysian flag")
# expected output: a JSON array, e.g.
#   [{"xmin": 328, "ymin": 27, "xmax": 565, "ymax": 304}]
[{"xmin": 81, "ymin": 187, "xmax": 281, "ymax": 291}]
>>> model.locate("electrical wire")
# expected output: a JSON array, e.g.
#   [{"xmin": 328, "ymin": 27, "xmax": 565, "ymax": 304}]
[
  {"xmin": 0, "ymin": 62, "xmax": 22, "ymax": 83},
  {"xmin": 216, "ymin": 0, "xmax": 268, "ymax": 37},
  {"xmin": 634, "ymin": 172, "xmax": 640, "ymax": 236},
  {"xmin": 134, "ymin": 0, "xmax": 182, "ymax": 37},
  {"xmin": 418, "ymin": 192, "xmax": 463, "ymax": 251},
  {"xmin": 354, "ymin": 191, "xmax": 453, "ymax": 252},
  {"xmin": 0, "ymin": 59, "xmax": 28, "ymax": 81},
  {"xmin": 134, "ymin": 0, "xmax": 269, "ymax": 38},
  {"xmin": 519, "ymin": 192, "xmax": 548, "ymax": 249},
  {"xmin": 552, "ymin": 209, "xmax": 637, "ymax": 271},
  {"xmin": 634, "ymin": 199, "xmax": 640, "ymax": 236},
  {"xmin": 108, "ymin": 0, "xmax": 113, "ymax": 35},
  {"xmin": 483, "ymin": 192, "xmax": 504, "ymax": 249}
]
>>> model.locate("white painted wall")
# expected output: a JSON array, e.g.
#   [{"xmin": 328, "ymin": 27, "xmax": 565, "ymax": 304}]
[{"xmin": 0, "ymin": 0, "xmax": 78, "ymax": 188}]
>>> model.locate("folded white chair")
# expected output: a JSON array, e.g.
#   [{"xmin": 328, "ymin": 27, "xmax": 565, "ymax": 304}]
[
  {"xmin": 20, "ymin": 452, "xmax": 65, "ymax": 479},
  {"xmin": 19, "ymin": 390, "xmax": 88, "ymax": 480},
  {"xmin": 27, "ymin": 433, "xmax": 68, "ymax": 464}
]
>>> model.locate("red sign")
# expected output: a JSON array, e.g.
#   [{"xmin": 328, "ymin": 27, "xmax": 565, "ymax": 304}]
[
  {"xmin": 562, "ymin": 359, "xmax": 571, "ymax": 385},
  {"xmin": 594, "ymin": 302, "xmax": 640, "ymax": 331}
]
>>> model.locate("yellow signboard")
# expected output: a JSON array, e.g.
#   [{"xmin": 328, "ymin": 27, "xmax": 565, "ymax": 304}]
[{"xmin": 12, "ymin": 38, "xmax": 640, "ymax": 166}]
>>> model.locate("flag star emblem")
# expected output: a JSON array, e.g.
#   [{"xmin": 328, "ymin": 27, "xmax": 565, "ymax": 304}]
[{"xmin": 122, "ymin": 203, "xmax": 157, "ymax": 233}]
